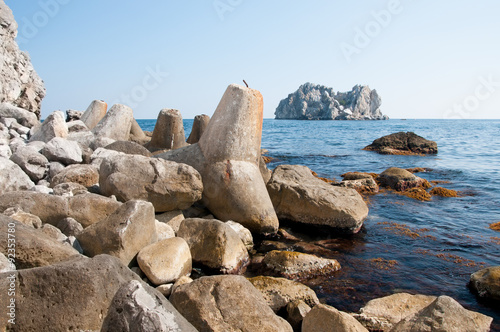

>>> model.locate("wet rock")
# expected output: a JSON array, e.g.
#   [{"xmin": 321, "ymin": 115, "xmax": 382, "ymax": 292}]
[
  {"xmin": 3, "ymin": 207, "xmax": 42, "ymax": 228},
  {"xmin": 99, "ymin": 153, "xmax": 203, "ymax": 212},
  {"xmin": 147, "ymin": 109, "xmax": 188, "ymax": 151},
  {"xmin": 137, "ymin": 237, "xmax": 192, "ymax": 285},
  {"xmin": 378, "ymin": 167, "xmax": 430, "ymax": 191},
  {"xmin": 267, "ymin": 165, "xmax": 368, "ymax": 233},
  {"xmin": 186, "ymin": 114, "xmax": 210, "ymax": 144},
  {"xmin": 248, "ymin": 276, "xmax": 319, "ymax": 312},
  {"xmin": 50, "ymin": 164, "xmax": 99, "ymax": 188},
  {"xmin": 391, "ymin": 295, "xmax": 492, "ymax": 332},
  {"xmin": 0, "ymin": 156, "xmax": 34, "ymax": 194},
  {"xmin": 157, "ymin": 210, "xmax": 185, "ymax": 234},
  {"xmin": 262, "ymin": 250, "xmax": 341, "ymax": 279},
  {"xmin": 92, "ymin": 104, "xmax": 133, "ymax": 141},
  {"xmin": 302, "ymin": 304, "xmax": 368, "ymax": 332},
  {"xmin": 470, "ymin": 266, "xmax": 500, "ymax": 301},
  {"xmin": 29, "ymin": 111, "xmax": 68, "ymax": 142},
  {"xmin": 42, "ymin": 137, "xmax": 83, "ymax": 165},
  {"xmin": 101, "ymin": 280, "xmax": 197, "ymax": 332},
  {"xmin": 0, "ymin": 254, "xmax": 145, "ymax": 331},
  {"xmin": 80, "ymin": 100, "xmax": 107, "ymax": 130},
  {"xmin": 104, "ymin": 140, "xmax": 152, "ymax": 157},
  {"xmin": 157, "ymin": 84, "xmax": 279, "ymax": 235},
  {"xmin": 0, "ymin": 216, "xmax": 80, "ymax": 269},
  {"xmin": 170, "ymin": 275, "xmax": 293, "ymax": 332},
  {"xmin": 363, "ymin": 131, "xmax": 438, "ymax": 155},
  {"xmin": 77, "ymin": 200, "xmax": 157, "ymax": 266},
  {"xmin": 177, "ymin": 218, "xmax": 249, "ymax": 274},
  {"xmin": 352, "ymin": 292, "xmax": 437, "ymax": 331}
]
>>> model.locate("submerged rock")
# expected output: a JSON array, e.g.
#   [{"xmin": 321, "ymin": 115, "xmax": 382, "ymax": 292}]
[
  {"xmin": 267, "ymin": 165, "xmax": 368, "ymax": 233},
  {"xmin": 157, "ymin": 84, "xmax": 279, "ymax": 235},
  {"xmin": 275, "ymin": 82, "xmax": 388, "ymax": 120},
  {"xmin": 470, "ymin": 266, "xmax": 500, "ymax": 301},
  {"xmin": 363, "ymin": 131, "xmax": 438, "ymax": 155}
]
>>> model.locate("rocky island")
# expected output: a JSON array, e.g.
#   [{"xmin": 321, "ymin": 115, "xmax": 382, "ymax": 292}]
[{"xmin": 275, "ymin": 83, "xmax": 389, "ymax": 120}]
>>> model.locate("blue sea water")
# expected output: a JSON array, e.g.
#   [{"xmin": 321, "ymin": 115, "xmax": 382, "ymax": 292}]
[{"xmin": 139, "ymin": 118, "xmax": 500, "ymax": 328}]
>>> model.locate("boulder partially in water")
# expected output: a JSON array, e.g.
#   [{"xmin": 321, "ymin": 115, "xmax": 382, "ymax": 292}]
[
  {"xmin": 363, "ymin": 131, "xmax": 438, "ymax": 155},
  {"xmin": 469, "ymin": 266, "xmax": 500, "ymax": 301},
  {"xmin": 378, "ymin": 167, "xmax": 430, "ymax": 192}
]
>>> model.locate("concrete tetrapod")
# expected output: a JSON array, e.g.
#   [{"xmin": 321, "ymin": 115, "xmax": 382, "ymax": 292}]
[{"xmin": 157, "ymin": 84, "xmax": 279, "ymax": 235}]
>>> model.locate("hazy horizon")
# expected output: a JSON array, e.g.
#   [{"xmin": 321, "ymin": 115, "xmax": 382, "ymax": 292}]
[{"xmin": 5, "ymin": 0, "xmax": 500, "ymax": 120}]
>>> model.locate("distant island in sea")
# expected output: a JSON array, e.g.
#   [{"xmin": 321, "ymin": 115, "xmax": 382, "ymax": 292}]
[{"xmin": 275, "ymin": 82, "xmax": 389, "ymax": 120}]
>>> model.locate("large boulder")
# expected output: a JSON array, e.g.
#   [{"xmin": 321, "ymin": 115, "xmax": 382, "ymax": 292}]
[
  {"xmin": 99, "ymin": 153, "xmax": 203, "ymax": 212},
  {"xmin": 0, "ymin": 191, "xmax": 121, "ymax": 227},
  {"xmin": 378, "ymin": 167, "xmax": 430, "ymax": 192},
  {"xmin": 104, "ymin": 140, "xmax": 152, "ymax": 157},
  {"xmin": 0, "ymin": 215, "xmax": 80, "ymax": 269},
  {"xmin": 137, "ymin": 237, "xmax": 192, "ymax": 285},
  {"xmin": 101, "ymin": 280, "xmax": 198, "ymax": 332},
  {"xmin": 0, "ymin": 157, "xmax": 34, "ymax": 194},
  {"xmin": 177, "ymin": 218, "xmax": 249, "ymax": 274},
  {"xmin": 391, "ymin": 295, "xmax": 492, "ymax": 332},
  {"xmin": 352, "ymin": 292, "xmax": 437, "ymax": 331},
  {"xmin": 92, "ymin": 104, "xmax": 133, "ymax": 140},
  {"xmin": 157, "ymin": 84, "xmax": 279, "ymax": 235},
  {"xmin": 50, "ymin": 164, "xmax": 99, "ymax": 188},
  {"xmin": 363, "ymin": 131, "xmax": 438, "ymax": 155},
  {"xmin": 42, "ymin": 137, "xmax": 83, "ymax": 165},
  {"xmin": 0, "ymin": 103, "xmax": 39, "ymax": 128},
  {"xmin": 77, "ymin": 200, "xmax": 157, "ymax": 265},
  {"xmin": 248, "ymin": 276, "xmax": 319, "ymax": 312},
  {"xmin": 263, "ymin": 250, "xmax": 341, "ymax": 280},
  {"xmin": 80, "ymin": 100, "xmax": 107, "ymax": 130},
  {"xmin": 469, "ymin": 266, "xmax": 500, "ymax": 301},
  {"xmin": 9, "ymin": 146, "xmax": 48, "ymax": 182},
  {"xmin": 267, "ymin": 165, "xmax": 368, "ymax": 233},
  {"xmin": 170, "ymin": 275, "xmax": 293, "ymax": 331},
  {"xmin": 147, "ymin": 108, "xmax": 187, "ymax": 151},
  {"xmin": 29, "ymin": 111, "xmax": 68, "ymax": 142},
  {"xmin": 186, "ymin": 114, "xmax": 210, "ymax": 144},
  {"xmin": 0, "ymin": 255, "xmax": 148, "ymax": 331},
  {"xmin": 275, "ymin": 83, "xmax": 388, "ymax": 120},
  {"xmin": 302, "ymin": 304, "xmax": 368, "ymax": 332},
  {"xmin": 0, "ymin": 1, "xmax": 45, "ymax": 118}
]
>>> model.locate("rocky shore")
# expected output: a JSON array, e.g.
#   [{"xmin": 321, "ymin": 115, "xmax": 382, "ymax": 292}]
[{"xmin": 0, "ymin": 1, "xmax": 497, "ymax": 331}]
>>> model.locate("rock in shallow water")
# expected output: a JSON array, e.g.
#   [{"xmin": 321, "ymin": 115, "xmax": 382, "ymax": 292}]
[
  {"xmin": 469, "ymin": 266, "xmax": 500, "ymax": 301},
  {"xmin": 267, "ymin": 164, "xmax": 368, "ymax": 233},
  {"xmin": 363, "ymin": 131, "xmax": 437, "ymax": 155}
]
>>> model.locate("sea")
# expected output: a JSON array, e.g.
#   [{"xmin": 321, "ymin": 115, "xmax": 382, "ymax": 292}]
[{"xmin": 138, "ymin": 118, "xmax": 500, "ymax": 329}]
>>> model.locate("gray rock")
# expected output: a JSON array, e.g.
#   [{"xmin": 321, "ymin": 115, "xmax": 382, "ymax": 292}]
[
  {"xmin": 66, "ymin": 119, "xmax": 88, "ymax": 133},
  {"xmin": 8, "ymin": 136, "xmax": 26, "ymax": 153},
  {"xmin": 42, "ymin": 137, "xmax": 83, "ymax": 165},
  {"xmin": 77, "ymin": 200, "xmax": 157, "ymax": 266},
  {"xmin": 391, "ymin": 295, "xmax": 492, "ymax": 332},
  {"xmin": 147, "ymin": 108, "xmax": 188, "ymax": 151},
  {"xmin": 25, "ymin": 139, "xmax": 45, "ymax": 152},
  {"xmin": 130, "ymin": 118, "xmax": 148, "ymax": 142},
  {"xmin": 10, "ymin": 145, "xmax": 49, "ymax": 182},
  {"xmin": 186, "ymin": 114, "xmax": 210, "ymax": 144},
  {"xmin": 99, "ymin": 153, "xmax": 203, "ymax": 212},
  {"xmin": 0, "ymin": 216, "xmax": 80, "ymax": 269},
  {"xmin": 101, "ymin": 280, "xmax": 198, "ymax": 332},
  {"xmin": 275, "ymin": 83, "xmax": 388, "ymax": 120},
  {"xmin": 52, "ymin": 182, "xmax": 88, "ymax": 196},
  {"xmin": 47, "ymin": 161, "xmax": 65, "ymax": 180},
  {"xmin": 0, "ymin": 252, "xmax": 14, "ymax": 273},
  {"xmin": 0, "ymin": 156, "xmax": 34, "ymax": 194},
  {"xmin": 56, "ymin": 217, "xmax": 84, "ymax": 237},
  {"xmin": 157, "ymin": 84, "xmax": 279, "ymax": 235},
  {"xmin": 90, "ymin": 135, "xmax": 115, "ymax": 150},
  {"xmin": 302, "ymin": 304, "xmax": 368, "ymax": 332},
  {"xmin": 0, "ymin": 144, "xmax": 11, "ymax": 158},
  {"xmin": 170, "ymin": 275, "xmax": 293, "ymax": 332},
  {"xmin": 29, "ymin": 110, "xmax": 68, "ymax": 142},
  {"xmin": 263, "ymin": 250, "xmax": 341, "ymax": 279},
  {"xmin": 267, "ymin": 165, "xmax": 368, "ymax": 233},
  {"xmin": 470, "ymin": 266, "xmax": 500, "ymax": 301},
  {"xmin": 177, "ymin": 218, "xmax": 249, "ymax": 274},
  {"xmin": 66, "ymin": 109, "xmax": 82, "ymax": 121},
  {"xmin": 90, "ymin": 146, "xmax": 122, "ymax": 169},
  {"xmin": 248, "ymin": 276, "xmax": 319, "ymax": 312},
  {"xmin": 80, "ymin": 100, "xmax": 107, "ymax": 130},
  {"xmin": 64, "ymin": 235, "xmax": 83, "ymax": 253},
  {"xmin": 92, "ymin": 103, "xmax": 133, "ymax": 140},
  {"xmin": 50, "ymin": 164, "xmax": 99, "ymax": 188},
  {"xmin": 0, "ymin": 103, "xmax": 39, "ymax": 128},
  {"xmin": 29, "ymin": 184, "xmax": 53, "ymax": 194},
  {"xmin": 0, "ymin": 254, "xmax": 147, "ymax": 331},
  {"xmin": 137, "ymin": 237, "xmax": 192, "ymax": 285},
  {"xmin": 105, "ymin": 140, "xmax": 152, "ymax": 157}
]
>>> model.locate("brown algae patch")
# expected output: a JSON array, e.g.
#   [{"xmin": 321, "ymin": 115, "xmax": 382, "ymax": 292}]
[
  {"xmin": 399, "ymin": 188, "xmax": 432, "ymax": 201},
  {"xmin": 415, "ymin": 249, "xmax": 486, "ymax": 268},
  {"xmin": 430, "ymin": 187, "xmax": 459, "ymax": 197},
  {"xmin": 369, "ymin": 257, "xmax": 399, "ymax": 270},
  {"xmin": 377, "ymin": 222, "xmax": 434, "ymax": 239},
  {"xmin": 311, "ymin": 170, "xmax": 337, "ymax": 184},
  {"xmin": 489, "ymin": 222, "xmax": 500, "ymax": 231}
]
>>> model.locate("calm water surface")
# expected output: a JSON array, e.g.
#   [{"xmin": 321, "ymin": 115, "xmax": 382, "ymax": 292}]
[{"xmin": 139, "ymin": 119, "xmax": 500, "ymax": 329}]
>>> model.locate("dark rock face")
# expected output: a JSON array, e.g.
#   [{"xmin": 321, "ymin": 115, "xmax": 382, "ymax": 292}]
[
  {"xmin": 275, "ymin": 83, "xmax": 388, "ymax": 120},
  {"xmin": 0, "ymin": 0, "xmax": 46, "ymax": 118},
  {"xmin": 363, "ymin": 132, "xmax": 438, "ymax": 155}
]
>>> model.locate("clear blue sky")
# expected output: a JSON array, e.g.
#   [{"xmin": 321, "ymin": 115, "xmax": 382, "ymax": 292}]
[{"xmin": 5, "ymin": 0, "xmax": 500, "ymax": 119}]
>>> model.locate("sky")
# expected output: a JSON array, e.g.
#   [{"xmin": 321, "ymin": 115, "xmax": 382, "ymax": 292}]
[{"xmin": 5, "ymin": 0, "xmax": 500, "ymax": 120}]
